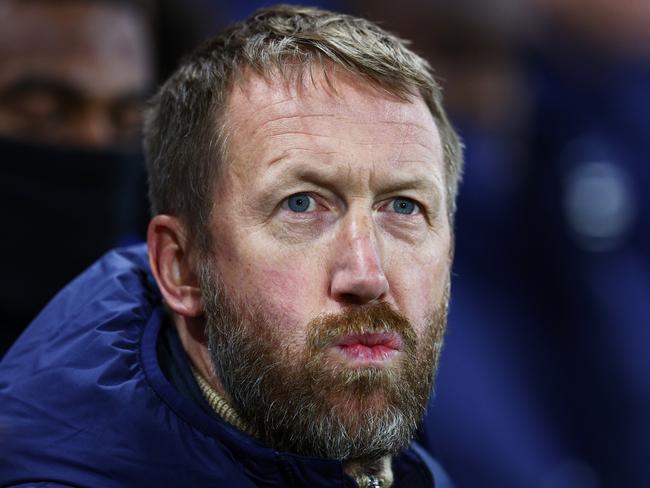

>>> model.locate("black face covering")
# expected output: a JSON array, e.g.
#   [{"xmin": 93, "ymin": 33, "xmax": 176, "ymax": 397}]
[{"xmin": 0, "ymin": 136, "xmax": 149, "ymax": 353}]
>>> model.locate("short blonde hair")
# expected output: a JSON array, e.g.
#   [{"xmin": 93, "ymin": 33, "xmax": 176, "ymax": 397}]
[{"xmin": 145, "ymin": 5, "xmax": 463, "ymax": 251}]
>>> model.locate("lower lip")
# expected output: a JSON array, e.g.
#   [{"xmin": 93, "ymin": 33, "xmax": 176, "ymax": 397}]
[{"xmin": 334, "ymin": 343, "xmax": 400, "ymax": 364}]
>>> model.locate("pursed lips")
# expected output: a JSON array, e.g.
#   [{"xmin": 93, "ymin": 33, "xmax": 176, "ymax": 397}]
[{"xmin": 330, "ymin": 332, "xmax": 402, "ymax": 365}]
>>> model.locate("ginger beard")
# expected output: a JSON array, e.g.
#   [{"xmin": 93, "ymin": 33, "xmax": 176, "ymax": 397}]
[{"xmin": 200, "ymin": 261, "xmax": 449, "ymax": 460}]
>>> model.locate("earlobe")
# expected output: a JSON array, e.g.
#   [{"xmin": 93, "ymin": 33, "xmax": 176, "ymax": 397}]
[{"xmin": 147, "ymin": 215, "xmax": 203, "ymax": 317}]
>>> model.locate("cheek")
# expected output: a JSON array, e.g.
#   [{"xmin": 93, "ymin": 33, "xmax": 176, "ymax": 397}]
[
  {"xmin": 389, "ymin": 247, "xmax": 450, "ymax": 333},
  {"xmin": 256, "ymin": 267, "xmax": 305, "ymax": 315},
  {"xmin": 214, "ymin": 217, "xmax": 329, "ymax": 337},
  {"xmin": 245, "ymin": 261, "xmax": 323, "ymax": 338}
]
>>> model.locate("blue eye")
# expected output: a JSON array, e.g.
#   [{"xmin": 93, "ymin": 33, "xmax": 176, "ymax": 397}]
[
  {"xmin": 392, "ymin": 198, "xmax": 417, "ymax": 214},
  {"xmin": 286, "ymin": 193, "xmax": 312, "ymax": 213}
]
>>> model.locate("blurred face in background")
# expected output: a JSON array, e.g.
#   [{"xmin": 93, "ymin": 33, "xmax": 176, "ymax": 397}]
[
  {"xmin": 0, "ymin": 0, "xmax": 153, "ymax": 149},
  {"xmin": 0, "ymin": 1, "xmax": 154, "ymax": 348}
]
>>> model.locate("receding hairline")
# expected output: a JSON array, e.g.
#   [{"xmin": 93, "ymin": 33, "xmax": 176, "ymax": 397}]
[
  {"xmin": 220, "ymin": 61, "xmax": 443, "ymax": 159},
  {"xmin": 229, "ymin": 61, "xmax": 423, "ymax": 110}
]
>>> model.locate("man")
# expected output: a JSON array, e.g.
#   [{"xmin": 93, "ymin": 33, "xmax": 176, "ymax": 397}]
[
  {"xmin": 0, "ymin": 6, "xmax": 462, "ymax": 487},
  {"xmin": 0, "ymin": 0, "xmax": 153, "ymax": 352}
]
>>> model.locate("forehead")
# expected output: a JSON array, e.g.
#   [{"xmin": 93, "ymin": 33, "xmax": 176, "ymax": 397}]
[
  {"xmin": 0, "ymin": 1, "xmax": 151, "ymax": 98},
  {"xmin": 228, "ymin": 67, "xmax": 437, "ymax": 134},
  {"xmin": 224, "ymin": 66, "xmax": 443, "ymax": 170}
]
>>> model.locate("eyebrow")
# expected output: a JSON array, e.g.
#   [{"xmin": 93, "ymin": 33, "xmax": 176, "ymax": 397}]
[{"xmin": 273, "ymin": 156, "xmax": 443, "ymax": 197}]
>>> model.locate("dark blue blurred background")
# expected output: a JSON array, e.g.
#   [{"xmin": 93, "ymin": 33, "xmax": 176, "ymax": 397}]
[{"xmin": 1, "ymin": 0, "xmax": 648, "ymax": 486}]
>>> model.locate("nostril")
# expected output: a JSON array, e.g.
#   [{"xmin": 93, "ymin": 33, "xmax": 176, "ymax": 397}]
[
  {"xmin": 330, "ymin": 272, "xmax": 389, "ymax": 305},
  {"xmin": 339, "ymin": 292, "xmax": 369, "ymax": 305}
]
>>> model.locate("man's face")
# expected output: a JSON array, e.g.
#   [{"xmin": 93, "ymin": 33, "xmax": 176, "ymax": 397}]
[
  {"xmin": 0, "ymin": 1, "xmax": 152, "ymax": 148},
  {"xmin": 202, "ymin": 68, "xmax": 452, "ymax": 458}
]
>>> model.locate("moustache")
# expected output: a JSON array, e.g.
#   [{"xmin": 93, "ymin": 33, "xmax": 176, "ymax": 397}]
[{"xmin": 307, "ymin": 302, "xmax": 417, "ymax": 354}]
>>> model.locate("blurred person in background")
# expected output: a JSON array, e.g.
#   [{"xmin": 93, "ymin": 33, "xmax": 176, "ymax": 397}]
[
  {"xmin": 0, "ymin": 0, "xmax": 154, "ymax": 353},
  {"xmin": 0, "ymin": 0, "xmax": 218, "ymax": 356}
]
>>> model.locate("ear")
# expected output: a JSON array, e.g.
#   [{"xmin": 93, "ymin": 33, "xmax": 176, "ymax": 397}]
[{"xmin": 147, "ymin": 215, "xmax": 203, "ymax": 317}]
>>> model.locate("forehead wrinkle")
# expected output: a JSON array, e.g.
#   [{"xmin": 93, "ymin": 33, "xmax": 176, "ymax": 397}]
[
  {"xmin": 229, "ymin": 71, "xmax": 433, "ymax": 137},
  {"xmin": 265, "ymin": 147, "xmax": 338, "ymax": 168},
  {"xmin": 266, "ymin": 151, "xmax": 442, "ymax": 195},
  {"xmin": 226, "ymin": 70, "xmax": 445, "ymax": 190},
  {"xmin": 254, "ymin": 112, "xmax": 340, "ymax": 136},
  {"xmin": 226, "ymin": 83, "xmax": 293, "ymax": 131},
  {"xmin": 258, "ymin": 123, "xmax": 439, "ymax": 172},
  {"xmin": 354, "ymin": 140, "xmax": 435, "ymax": 151},
  {"xmin": 266, "ymin": 131, "xmax": 337, "ymax": 141},
  {"xmin": 258, "ymin": 112, "xmax": 434, "ymax": 134},
  {"xmin": 258, "ymin": 117, "xmax": 438, "ymax": 151}
]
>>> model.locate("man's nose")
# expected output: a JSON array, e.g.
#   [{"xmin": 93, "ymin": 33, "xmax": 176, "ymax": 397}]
[{"xmin": 329, "ymin": 213, "xmax": 389, "ymax": 305}]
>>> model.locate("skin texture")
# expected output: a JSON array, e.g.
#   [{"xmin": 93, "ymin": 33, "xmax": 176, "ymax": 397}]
[
  {"xmin": 148, "ymin": 67, "xmax": 452, "ymax": 457},
  {"xmin": 207, "ymin": 69, "xmax": 451, "ymax": 358},
  {"xmin": 0, "ymin": 1, "xmax": 152, "ymax": 148}
]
